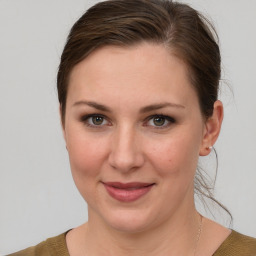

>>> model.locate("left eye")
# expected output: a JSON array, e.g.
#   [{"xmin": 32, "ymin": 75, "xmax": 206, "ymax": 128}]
[
  {"xmin": 81, "ymin": 115, "xmax": 109, "ymax": 127},
  {"xmin": 90, "ymin": 116, "xmax": 105, "ymax": 125},
  {"xmin": 147, "ymin": 115, "xmax": 175, "ymax": 127}
]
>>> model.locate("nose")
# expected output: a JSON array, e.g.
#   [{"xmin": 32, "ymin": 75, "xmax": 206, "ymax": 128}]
[{"xmin": 108, "ymin": 125, "xmax": 145, "ymax": 173}]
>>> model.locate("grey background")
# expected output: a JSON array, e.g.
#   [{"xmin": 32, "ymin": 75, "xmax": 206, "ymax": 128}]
[{"xmin": 0, "ymin": 0, "xmax": 255, "ymax": 254}]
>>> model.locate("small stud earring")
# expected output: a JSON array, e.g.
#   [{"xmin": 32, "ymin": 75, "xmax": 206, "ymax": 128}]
[{"xmin": 207, "ymin": 146, "xmax": 213, "ymax": 150}]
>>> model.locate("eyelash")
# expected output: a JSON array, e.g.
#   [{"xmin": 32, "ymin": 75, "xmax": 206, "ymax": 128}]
[
  {"xmin": 80, "ymin": 114, "xmax": 176, "ymax": 129},
  {"xmin": 144, "ymin": 114, "xmax": 176, "ymax": 129},
  {"xmin": 80, "ymin": 114, "xmax": 110, "ymax": 128}
]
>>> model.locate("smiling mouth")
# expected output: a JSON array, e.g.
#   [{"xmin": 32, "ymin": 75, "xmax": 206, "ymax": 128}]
[{"xmin": 102, "ymin": 182, "xmax": 155, "ymax": 202}]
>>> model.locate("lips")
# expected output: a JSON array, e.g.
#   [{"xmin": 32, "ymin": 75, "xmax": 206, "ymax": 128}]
[{"xmin": 103, "ymin": 182, "xmax": 154, "ymax": 202}]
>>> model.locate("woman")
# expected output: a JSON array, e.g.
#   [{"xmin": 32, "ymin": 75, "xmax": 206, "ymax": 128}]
[{"xmin": 8, "ymin": 0, "xmax": 256, "ymax": 255}]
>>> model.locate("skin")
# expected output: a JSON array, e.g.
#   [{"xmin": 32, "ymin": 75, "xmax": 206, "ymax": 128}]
[{"xmin": 62, "ymin": 43, "xmax": 230, "ymax": 256}]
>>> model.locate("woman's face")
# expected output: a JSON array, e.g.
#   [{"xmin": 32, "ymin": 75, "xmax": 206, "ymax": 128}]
[{"xmin": 63, "ymin": 43, "xmax": 211, "ymax": 232}]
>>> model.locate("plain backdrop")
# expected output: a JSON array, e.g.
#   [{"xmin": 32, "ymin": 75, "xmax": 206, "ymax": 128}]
[{"xmin": 0, "ymin": 0, "xmax": 256, "ymax": 254}]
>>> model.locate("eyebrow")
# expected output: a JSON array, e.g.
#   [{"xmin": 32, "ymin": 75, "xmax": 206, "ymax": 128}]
[
  {"xmin": 72, "ymin": 101, "xmax": 112, "ymax": 112},
  {"xmin": 139, "ymin": 102, "xmax": 185, "ymax": 113},
  {"xmin": 72, "ymin": 101, "xmax": 185, "ymax": 112}
]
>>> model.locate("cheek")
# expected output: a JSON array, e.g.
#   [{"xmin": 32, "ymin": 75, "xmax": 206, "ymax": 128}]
[
  {"xmin": 145, "ymin": 133, "xmax": 201, "ymax": 208},
  {"xmin": 146, "ymin": 131, "xmax": 201, "ymax": 179},
  {"xmin": 65, "ymin": 131, "xmax": 110, "ymax": 204},
  {"xmin": 65, "ymin": 128, "xmax": 109, "ymax": 181}
]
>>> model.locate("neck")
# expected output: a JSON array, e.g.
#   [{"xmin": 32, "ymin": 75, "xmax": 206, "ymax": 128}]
[{"xmin": 83, "ymin": 207, "xmax": 201, "ymax": 256}]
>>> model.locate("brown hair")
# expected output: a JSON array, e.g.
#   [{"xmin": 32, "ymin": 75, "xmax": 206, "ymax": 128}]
[
  {"xmin": 58, "ymin": 0, "xmax": 220, "ymax": 123},
  {"xmin": 57, "ymin": 0, "xmax": 231, "ymax": 219}
]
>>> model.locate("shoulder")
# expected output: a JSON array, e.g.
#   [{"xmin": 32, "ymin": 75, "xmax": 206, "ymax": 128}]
[
  {"xmin": 7, "ymin": 232, "xmax": 69, "ymax": 256},
  {"xmin": 213, "ymin": 230, "xmax": 256, "ymax": 256}
]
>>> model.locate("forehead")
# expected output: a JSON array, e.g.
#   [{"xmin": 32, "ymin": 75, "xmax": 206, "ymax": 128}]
[{"xmin": 67, "ymin": 43, "xmax": 199, "ymax": 110}]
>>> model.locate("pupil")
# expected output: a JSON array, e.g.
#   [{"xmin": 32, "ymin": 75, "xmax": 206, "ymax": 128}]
[
  {"xmin": 92, "ymin": 116, "xmax": 103, "ymax": 125},
  {"xmin": 153, "ymin": 117, "xmax": 165, "ymax": 126}
]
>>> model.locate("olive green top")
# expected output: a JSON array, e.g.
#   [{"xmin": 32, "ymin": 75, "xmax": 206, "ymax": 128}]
[{"xmin": 8, "ymin": 230, "xmax": 256, "ymax": 256}]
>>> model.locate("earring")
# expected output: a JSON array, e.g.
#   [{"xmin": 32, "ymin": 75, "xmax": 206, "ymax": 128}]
[{"xmin": 207, "ymin": 146, "xmax": 213, "ymax": 151}]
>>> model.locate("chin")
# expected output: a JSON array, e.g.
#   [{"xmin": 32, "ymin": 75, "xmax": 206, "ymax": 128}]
[{"xmin": 101, "ymin": 208, "xmax": 159, "ymax": 234}]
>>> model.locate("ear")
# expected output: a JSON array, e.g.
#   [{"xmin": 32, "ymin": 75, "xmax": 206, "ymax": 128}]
[
  {"xmin": 199, "ymin": 100, "xmax": 224, "ymax": 156},
  {"xmin": 59, "ymin": 105, "xmax": 67, "ymax": 143}
]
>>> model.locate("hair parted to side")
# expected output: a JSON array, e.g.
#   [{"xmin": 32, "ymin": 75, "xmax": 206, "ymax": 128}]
[
  {"xmin": 57, "ymin": 0, "xmax": 231, "ymax": 220},
  {"xmin": 58, "ymin": 0, "xmax": 220, "ymax": 123}
]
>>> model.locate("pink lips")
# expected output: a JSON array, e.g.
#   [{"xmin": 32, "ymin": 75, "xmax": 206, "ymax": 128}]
[{"xmin": 103, "ymin": 182, "xmax": 154, "ymax": 202}]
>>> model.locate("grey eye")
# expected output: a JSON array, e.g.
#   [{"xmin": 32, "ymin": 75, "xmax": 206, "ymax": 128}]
[
  {"xmin": 152, "ymin": 116, "xmax": 166, "ymax": 126},
  {"xmin": 91, "ymin": 116, "xmax": 104, "ymax": 125}
]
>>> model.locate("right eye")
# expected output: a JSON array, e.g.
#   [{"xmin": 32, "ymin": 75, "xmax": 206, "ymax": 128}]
[{"xmin": 81, "ymin": 114, "xmax": 109, "ymax": 127}]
